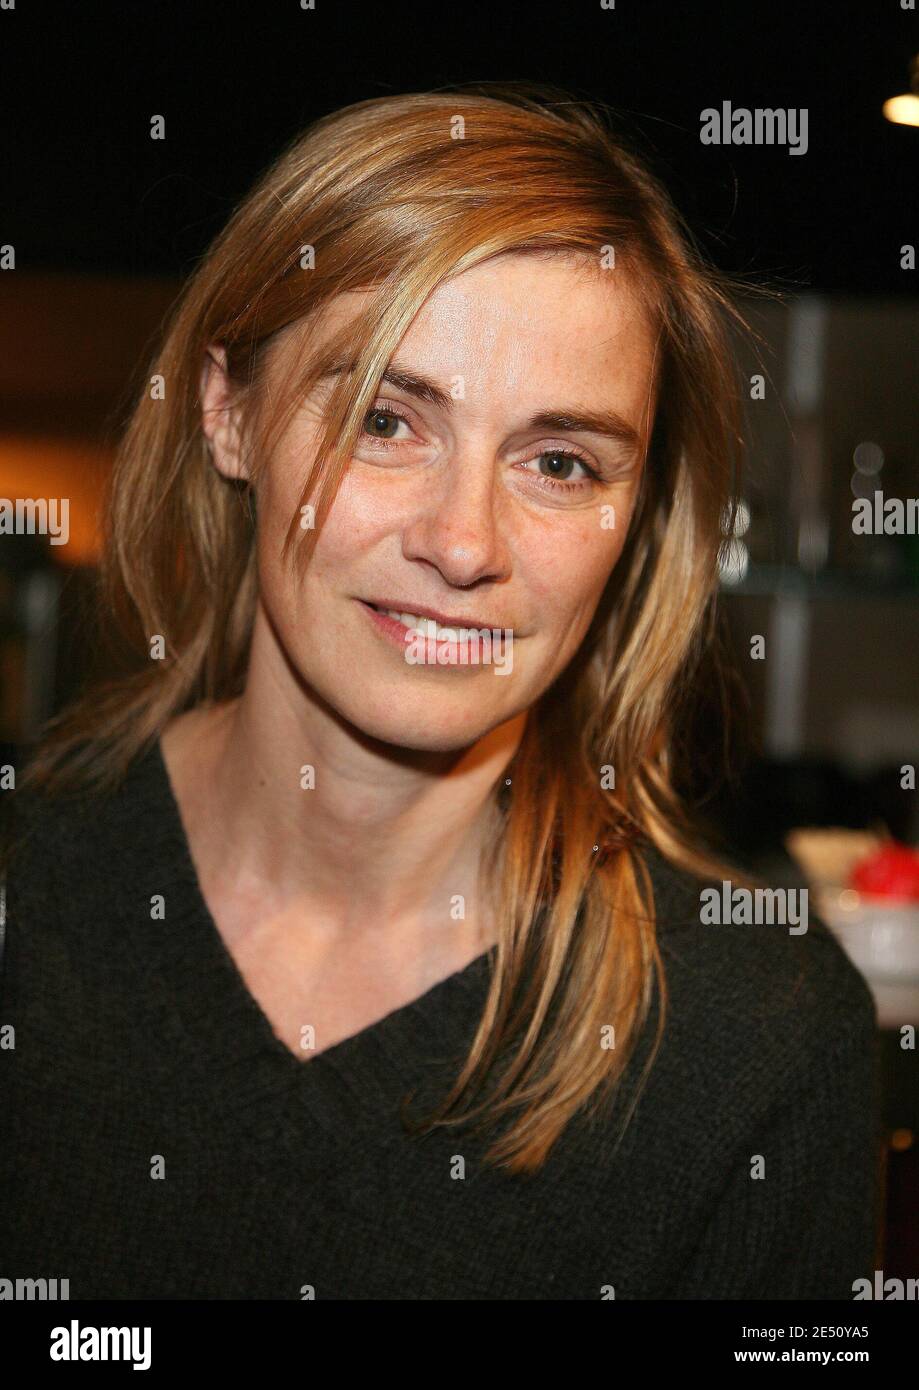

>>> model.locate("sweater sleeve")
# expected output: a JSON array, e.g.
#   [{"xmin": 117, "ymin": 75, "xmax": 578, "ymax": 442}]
[{"xmin": 666, "ymin": 1021, "xmax": 884, "ymax": 1300}]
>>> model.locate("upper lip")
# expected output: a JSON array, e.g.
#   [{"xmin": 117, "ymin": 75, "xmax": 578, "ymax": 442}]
[{"xmin": 361, "ymin": 597, "xmax": 506, "ymax": 630}]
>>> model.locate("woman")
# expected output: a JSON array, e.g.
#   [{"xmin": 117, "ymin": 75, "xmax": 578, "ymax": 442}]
[{"xmin": 0, "ymin": 82, "xmax": 880, "ymax": 1300}]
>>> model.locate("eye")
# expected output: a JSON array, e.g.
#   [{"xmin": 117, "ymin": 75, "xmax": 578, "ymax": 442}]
[
  {"xmin": 519, "ymin": 449, "xmax": 600, "ymax": 492},
  {"xmin": 531, "ymin": 451, "xmax": 593, "ymax": 482},
  {"xmin": 361, "ymin": 406, "xmax": 412, "ymax": 444}
]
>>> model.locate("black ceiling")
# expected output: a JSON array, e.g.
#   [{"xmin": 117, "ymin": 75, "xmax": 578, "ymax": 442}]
[{"xmin": 2, "ymin": 0, "xmax": 917, "ymax": 294}]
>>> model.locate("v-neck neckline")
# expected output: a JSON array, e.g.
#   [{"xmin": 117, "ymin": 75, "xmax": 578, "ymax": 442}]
[{"xmin": 114, "ymin": 735, "xmax": 496, "ymax": 1156}]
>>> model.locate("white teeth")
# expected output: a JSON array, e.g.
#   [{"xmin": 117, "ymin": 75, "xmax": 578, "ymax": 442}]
[{"xmin": 382, "ymin": 608, "xmax": 474, "ymax": 641}]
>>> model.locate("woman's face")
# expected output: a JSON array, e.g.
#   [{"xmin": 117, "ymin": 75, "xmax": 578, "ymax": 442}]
[{"xmin": 207, "ymin": 251, "xmax": 658, "ymax": 753}]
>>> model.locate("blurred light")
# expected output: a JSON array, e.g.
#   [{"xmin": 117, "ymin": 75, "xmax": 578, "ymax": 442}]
[
  {"xmin": 719, "ymin": 538, "xmax": 749, "ymax": 585},
  {"xmin": 720, "ymin": 497, "xmax": 751, "ymax": 538},
  {"xmin": 883, "ymin": 94, "xmax": 919, "ymax": 127},
  {"xmin": 850, "ymin": 472, "xmax": 877, "ymax": 499},
  {"xmin": 853, "ymin": 440, "xmax": 884, "ymax": 475},
  {"xmin": 796, "ymin": 515, "xmax": 829, "ymax": 569},
  {"xmin": 0, "ymin": 437, "xmax": 108, "ymax": 566},
  {"xmin": 883, "ymin": 55, "xmax": 919, "ymax": 127}
]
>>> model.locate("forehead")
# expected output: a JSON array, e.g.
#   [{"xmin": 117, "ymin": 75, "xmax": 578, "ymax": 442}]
[
  {"xmin": 288, "ymin": 250, "xmax": 659, "ymax": 408},
  {"xmin": 412, "ymin": 253, "xmax": 656, "ymax": 384}
]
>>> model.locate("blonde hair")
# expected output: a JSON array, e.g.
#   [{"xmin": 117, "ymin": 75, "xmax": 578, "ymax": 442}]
[{"xmin": 7, "ymin": 81, "xmax": 766, "ymax": 1173}]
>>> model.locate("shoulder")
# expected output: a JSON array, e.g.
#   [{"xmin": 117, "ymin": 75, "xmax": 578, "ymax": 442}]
[
  {"xmin": 637, "ymin": 843, "xmax": 878, "ymax": 1104},
  {"xmin": 1, "ymin": 739, "xmax": 168, "ymax": 928},
  {"xmin": 4, "ymin": 762, "xmax": 120, "ymax": 864}
]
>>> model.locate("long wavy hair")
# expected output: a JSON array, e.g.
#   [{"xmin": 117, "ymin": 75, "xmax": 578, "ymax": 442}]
[{"xmin": 4, "ymin": 82, "xmax": 765, "ymax": 1174}]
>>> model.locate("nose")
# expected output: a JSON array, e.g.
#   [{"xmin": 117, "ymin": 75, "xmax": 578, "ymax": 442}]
[{"xmin": 400, "ymin": 445, "xmax": 512, "ymax": 588}]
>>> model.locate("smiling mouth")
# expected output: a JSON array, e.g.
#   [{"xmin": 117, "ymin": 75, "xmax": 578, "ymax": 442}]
[{"xmin": 361, "ymin": 599, "xmax": 505, "ymax": 639}]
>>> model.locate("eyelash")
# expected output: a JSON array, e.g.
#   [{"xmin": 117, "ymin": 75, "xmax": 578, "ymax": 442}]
[{"xmin": 360, "ymin": 403, "xmax": 601, "ymax": 492}]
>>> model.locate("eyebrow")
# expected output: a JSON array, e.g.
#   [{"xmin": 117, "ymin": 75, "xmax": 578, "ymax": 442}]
[{"xmin": 321, "ymin": 360, "xmax": 644, "ymax": 453}]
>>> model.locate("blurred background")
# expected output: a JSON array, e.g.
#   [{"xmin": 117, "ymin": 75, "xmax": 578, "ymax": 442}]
[{"xmin": 1, "ymin": 0, "xmax": 916, "ymax": 1278}]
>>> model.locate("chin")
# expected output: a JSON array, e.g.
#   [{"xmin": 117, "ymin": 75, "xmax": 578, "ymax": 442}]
[{"xmin": 339, "ymin": 693, "xmax": 517, "ymax": 755}]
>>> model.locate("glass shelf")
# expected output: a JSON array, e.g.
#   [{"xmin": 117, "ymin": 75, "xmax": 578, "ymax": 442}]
[{"xmin": 720, "ymin": 564, "xmax": 919, "ymax": 599}]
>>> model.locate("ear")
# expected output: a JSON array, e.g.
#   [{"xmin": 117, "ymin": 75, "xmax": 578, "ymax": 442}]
[{"xmin": 200, "ymin": 345, "xmax": 249, "ymax": 482}]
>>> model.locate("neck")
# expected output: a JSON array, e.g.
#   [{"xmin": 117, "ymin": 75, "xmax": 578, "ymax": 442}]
[{"xmin": 162, "ymin": 623, "xmax": 524, "ymax": 948}]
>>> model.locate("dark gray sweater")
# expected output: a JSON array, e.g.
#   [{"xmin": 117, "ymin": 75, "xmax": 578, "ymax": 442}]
[{"xmin": 0, "ymin": 738, "xmax": 882, "ymax": 1299}]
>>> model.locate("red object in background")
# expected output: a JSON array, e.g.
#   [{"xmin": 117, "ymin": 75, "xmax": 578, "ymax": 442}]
[{"xmin": 850, "ymin": 844, "xmax": 919, "ymax": 902}]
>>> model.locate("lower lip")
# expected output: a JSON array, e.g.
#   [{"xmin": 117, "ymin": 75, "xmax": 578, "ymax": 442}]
[{"xmin": 356, "ymin": 600, "xmax": 501, "ymax": 666}]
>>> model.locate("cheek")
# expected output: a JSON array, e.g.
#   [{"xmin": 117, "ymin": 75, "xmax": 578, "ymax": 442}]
[
  {"xmin": 255, "ymin": 438, "xmax": 374, "ymax": 588},
  {"xmin": 519, "ymin": 517, "xmax": 625, "ymax": 624},
  {"xmin": 253, "ymin": 442, "xmax": 312, "ymax": 556},
  {"xmin": 302, "ymin": 476, "xmax": 388, "ymax": 583}
]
